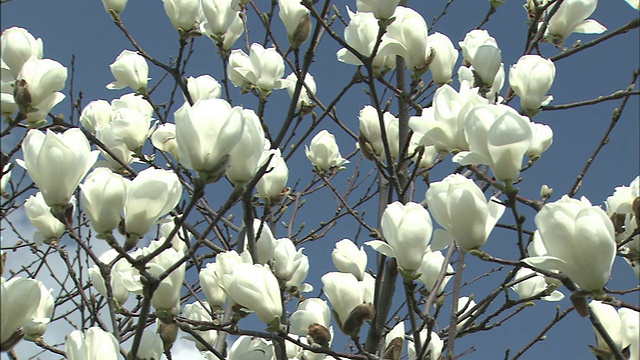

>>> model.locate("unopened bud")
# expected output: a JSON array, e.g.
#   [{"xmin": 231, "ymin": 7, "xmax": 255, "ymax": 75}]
[
  {"xmin": 290, "ymin": 13, "xmax": 311, "ymax": 48},
  {"xmin": 308, "ymin": 323, "xmax": 331, "ymax": 347},
  {"xmin": 158, "ymin": 321, "xmax": 178, "ymax": 352},
  {"xmin": 341, "ymin": 303, "xmax": 375, "ymax": 336},
  {"xmin": 382, "ymin": 337, "xmax": 403, "ymax": 360},
  {"xmin": 540, "ymin": 184, "xmax": 553, "ymax": 200}
]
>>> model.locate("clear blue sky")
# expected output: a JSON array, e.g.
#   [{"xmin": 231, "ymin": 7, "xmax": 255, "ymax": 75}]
[{"xmin": 1, "ymin": 0, "xmax": 638, "ymax": 359}]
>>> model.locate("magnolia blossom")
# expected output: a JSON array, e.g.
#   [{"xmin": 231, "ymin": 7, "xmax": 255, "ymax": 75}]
[
  {"xmin": 417, "ymin": 250, "xmax": 453, "ymax": 294},
  {"xmin": 408, "ymin": 133, "xmax": 438, "ymax": 169},
  {"xmin": 183, "ymin": 301, "xmax": 218, "ymax": 351},
  {"xmin": 228, "ymin": 43, "xmax": 286, "ymax": 94},
  {"xmin": 185, "ymin": 75, "xmax": 222, "ymax": 102},
  {"xmin": 321, "ymin": 272, "xmax": 375, "ymax": 329},
  {"xmin": 456, "ymin": 296, "xmax": 477, "ymax": 329},
  {"xmin": 138, "ymin": 331, "xmax": 164, "ymax": 360},
  {"xmin": 201, "ymin": 5, "xmax": 244, "ymax": 50},
  {"xmin": 111, "ymin": 92, "xmax": 153, "ymax": 118},
  {"xmin": 284, "ymin": 72, "xmax": 316, "ymax": 110},
  {"xmin": 458, "ymin": 63, "xmax": 505, "ymax": 103},
  {"xmin": 151, "ymin": 123, "xmax": 179, "ymax": 159},
  {"xmin": 453, "ymin": 104, "xmax": 533, "ymax": 182},
  {"xmin": 1, "ymin": 27, "xmax": 43, "ymax": 78},
  {"xmin": 527, "ymin": 122, "xmax": 554, "ymax": 158},
  {"xmin": 509, "ymin": 55, "xmax": 556, "ymax": 113},
  {"xmin": 272, "ymin": 237, "xmax": 310, "ymax": 291},
  {"xmin": 79, "ymin": 100, "xmax": 115, "ymax": 135},
  {"xmin": 0, "ymin": 164, "xmax": 11, "ymax": 196},
  {"xmin": 428, "ymin": 32, "xmax": 459, "ymax": 84},
  {"xmin": 605, "ymin": 176, "xmax": 639, "ymax": 215},
  {"xmin": 241, "ymin": 218, "xmax": 277, "ymax": 264},
  {"xmin": 95, "ymin": 124, "xmax": 136, "ymax": 171},
  {"xmin": 589, "ymin": 301, "xmax": 639, "ymax": 358},
  {"xmin": 459, "ymin": 30, "xmax": 502, "ymax": 86},
  {"xmin": 336, "ymin": 10, "xmax": 396, "ymax": 69},
  {"xmin": 367, "ymin": 202, "xmax": 433, "ymax": 272},
  {"xmin": 80, "ymin": 167, "xmax": 127, "ymax": 234},
  {"xmin": 384, "ymin": 7, "xmax": 430, "ymax": 72},
  {"xmin": 305, "ymin": 130, "xmax": 348, "ymax": 172},
  {"xmin": 65, "ymin": 327, "xmax": 119, "ymax": 360},
  {"xmin": 359, "ymin": 105, "xmax": 400, "ymax": 160},
  {"xmin": 256, "ymin": 149, "xmax": 289, "ymax": 203},
  {"xmin": 331, "ymin": 239, "xmax": 367, "ymax": 281},
  {"xmin": 228, "ymin": 336, "xmax": 274, "ymax": 360},
  {"xmin": 24, "ymin": 192, "xmax": 65, "ymax": 245},
  {"xmin": 278, "ymin": 0, "xmax": 311, "ymax": 47},
  {"xmin": 199, "ymin": 262, "xmax": 227, "ymax": 308},
  {"xmin": 523, "ymin": 196, "xmax": 616, "ymax": 291},
  {"xmin": 88, "ymin": 249, "xmax": 136, "ymax": 306},
  {"xmin": 425, "ymin": 174, "xmax": 505, "ymax": 251},
  {"xmin": 102, "ymin": 0, "xmax": 128, "ymax": 13},
  {"xmin": 289, "ymin": 298, "xmax": 331, "ymax": 336},
  {"xmin": 0, "ymin": 277, "xmax": 44, "ymax": 348},
  {"xmin": 175, "ymin": 98, "xmax": 245, "ymax": 181},
  {"xmin": 163, "ymin": 0, "xmax": 200, "ymax": 31},
  {"xmin": 546, "ymin": 0, "xmax": 606, "ymax": 44},
  {"xmin": 356, "ymin": 0, "xmax": 401, "ymax": 19},
  {"xmin": 226, "ymin": 109, "xmax": 265, "ymax": 185},
  {"xmin": 201, "ymin": 0, "xmax": 239, "ymax": 36},
  {"xmin": 21, "ymin": 280, "xmax": 54, "ymax": 340},
  {"xmin": 143, "ymin": 245, "xmax": 186, "ymax": 312},
  {"xmin": 409, "ymin": 82, "xmax": 486, "ymax": 153},
  {"xmin": 108, "ymin": 108, "xmax": 156, "ymax": 152},
  {"xmin": 511, "ymin": 268, "xmax": 564, "ymax": 301},
  {"xmin": 123, "ymin": 167, "xmax": 183, "ymax": 243},
  {"xmin": 15, "ymin": 56, "xmax": 67, "ymax": 110},
  {"xmin": 19, "ymin": 129, "xmax": 98, "ymax": 207},
  {"xmin": 221, "ymin": 263, "xmax": 283, "ymax": 325},
  {"xmin": 408, "ymin": 330, "xmax": 443, "ymax": 360},
  {"xmin": 106, "ymin": 50, "xmax": 149, "ymax": 91}
]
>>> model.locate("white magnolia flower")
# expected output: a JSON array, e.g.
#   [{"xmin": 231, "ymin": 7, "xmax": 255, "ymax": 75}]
[
  {"xmin": 123, "ymin": 167, "xmax": 183, "ymax": 244},
  {"xmin": 425, "ymin": 174, "xmax": 505, "ymax": 251},
  {"xmin": 278, "ymin": 0, "xmax": 311, "ymax": 47},
  {"xmin": 24, "ymin": 192, "xmax": 66, "ymax": 245},
  {"xmin": 366, "ymin": 202, "xmax": 433, "ymax": 272},
  {"xmin": 331, "ymin": 239, "xmax": 367, "ymax": 281},
  {"xmin": 65, "ymin": 327, "xmax": 119, "ymax": 360},
  {"xmin": 453, "ymin": 104, "xmax": 533, "ymax": 182},
  {"xmin": 509, "ymin": 55, "xmax": 556, "ymax": 113},
  {"xmin": 356, "ymin": 0, "xmax": 401, "ymax": 19},
  {"xmin": 546, "ymin": 0, "xmax": 606, "ymax": 45},
  {"xmin": 106, "ymin": 50, "xmax": 149, "ymax": 91},
  {"xmin": 428, "ymin": 32, "xmax": 459, "ymax": 84},
  {"xmin": 79, "ymin": 167, "xmax": 127, "ymax": 235},
  {"xmin": 1, "ymin": 27, "xmax": 43, "ymax": 78},
  {"xmin": 511, "ymin": 268, "xmax": 564, "ymax": 301},
  {"xmin": 163, "ymin": 0, "xmax": 201, "ymax": 31},
  {"xmin": 79, "ymin": 100, "xmax": 115, "ymax": 135},
  {"xmin": 256, "ymin": 149, "xmax": 289, "ymax": 203},
  {"xmin": 19, "ymin": 129, "xmax": 98, "ymax": 207},
  {"xmin": 228, "ymin": 43, "xmax": 286, "ymax": 94},
  {"xmin": 221, "ymin": 263, "xmax": 283, "ymax": 325},
  {"xmin": 523, "ymin": 196, "xmax": 616, "ymax": 291},
  {"xmin": 305, "ymin": 130, "xmax": 348, "ymax": 172},
  {"xmin": 284, "ymin": 72, "xmax": 316, "ymax": 110}
]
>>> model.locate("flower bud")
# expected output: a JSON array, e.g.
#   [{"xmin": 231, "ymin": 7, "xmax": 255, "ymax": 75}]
[{"xmin": 305, "ymin": 130, "xmax": 348, "ymax": 172}]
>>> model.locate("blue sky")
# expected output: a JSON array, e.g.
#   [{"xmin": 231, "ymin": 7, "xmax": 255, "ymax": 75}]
[{"xmin": 1, "ymin": 0, "xmax": 639, "ymax": 359}]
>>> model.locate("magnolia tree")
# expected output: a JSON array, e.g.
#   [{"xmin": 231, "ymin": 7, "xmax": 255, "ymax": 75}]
[{"xmin": 0, "ymin": 0, "xmax": 639, "ymax": 359}]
